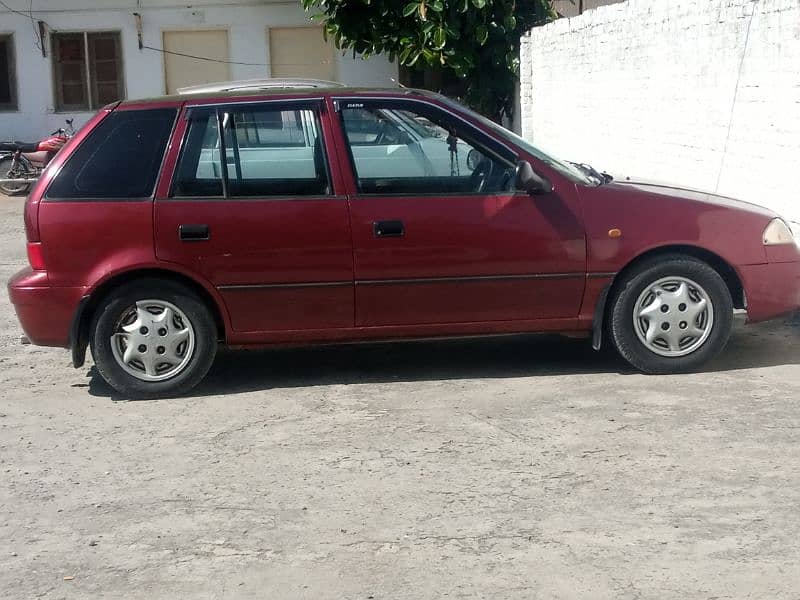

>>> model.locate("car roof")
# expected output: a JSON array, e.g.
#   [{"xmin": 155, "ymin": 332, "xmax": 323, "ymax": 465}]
[{"xmin": 117, "ymin": 86, "xmax": 439, "ymax": 107}]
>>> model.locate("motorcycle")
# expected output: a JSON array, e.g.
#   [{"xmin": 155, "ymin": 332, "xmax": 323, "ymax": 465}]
[{"xmin": 0, "ymin": 118, "xmax": 75, "ymax": 196}]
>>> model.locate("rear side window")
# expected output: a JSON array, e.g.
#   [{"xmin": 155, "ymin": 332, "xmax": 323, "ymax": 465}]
[
  {"xmin": 171, "ymin": 103, "xmax": 330, "ymax": 198},
  {"xmin": 47, "ymin": 108, "xmax": 177, "ymax": 199}
]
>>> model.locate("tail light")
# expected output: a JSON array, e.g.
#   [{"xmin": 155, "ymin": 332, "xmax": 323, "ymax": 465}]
[{"xmin": 26, "ymin": 242, "xmax": 46, "ymax": 271}]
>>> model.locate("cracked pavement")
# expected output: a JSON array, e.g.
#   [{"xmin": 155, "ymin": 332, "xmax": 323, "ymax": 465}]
[{"xmin": 1, "ymin": 196, "xmax": 799, "ymax": 599}]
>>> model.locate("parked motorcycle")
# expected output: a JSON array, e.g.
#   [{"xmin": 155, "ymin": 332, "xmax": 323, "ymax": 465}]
[{"xmin": 0, "ymin": 119, "xmax": 75, "ymax": 196}]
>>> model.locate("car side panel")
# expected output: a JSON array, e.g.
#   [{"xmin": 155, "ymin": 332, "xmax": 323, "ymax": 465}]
[
  {"xmin": 348, "ymin": 193, "xmax": 587, "ymax": 326},
  {"xmin": 578, "ymin": 183, "xmax": 771, "ymax": 275},
  {"xmin": 38, "ymin": 202, "xmax": 156, "ymax": 287}
]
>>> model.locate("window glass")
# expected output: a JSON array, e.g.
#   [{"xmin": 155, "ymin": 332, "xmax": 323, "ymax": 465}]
[
  {"xmin": 0, "ymin": 35, "xmax": 18, "ymax": 111},
  {"xmin": 340, "ymin": 104, "xmax": 516, "ymax": 195},
  {"xmin": 173, "ymin": 106, "xmax": 330, "ymax": 198},
  {"xmin": 47, "ymin": 108, "xmax": 177, "ymax": 199},
  {"xmin": 435, "ymin": 94, "xmax": 595, "ymax": 185},
  {"xmin": 53, "ymin": 31, "xmax": 123, "ymax": 111}
]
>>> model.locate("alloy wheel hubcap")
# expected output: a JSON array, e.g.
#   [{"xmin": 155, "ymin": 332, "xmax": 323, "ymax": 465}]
[
  {"xmin": 633, "ymin": 276, "xmax": 714, "ymax": 357},
  {"xmin": 110, "ymin": 300, "xmax": 195, "ymax": 382}
]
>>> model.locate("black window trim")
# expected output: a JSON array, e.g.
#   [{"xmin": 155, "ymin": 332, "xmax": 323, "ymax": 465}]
[
  {"xmin": 44, "ymin": 106, "xmax": 179, "ymax": 202},
  {"xmin": 169, "ymin": 98, "xmax": 336, "ymax": 202},
  {"xmin": 333, "ymin": 96, "xmax": 521, "ymax": 198}
]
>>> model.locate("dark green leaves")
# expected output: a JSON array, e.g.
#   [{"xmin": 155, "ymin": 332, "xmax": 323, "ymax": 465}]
[
  {"xmin": 402, "ymin": 2, "xmax": 419, "ymax": 17},
  {"xmin": 302, "ymin": 0, "xmax": 558, "ymax": 121}
]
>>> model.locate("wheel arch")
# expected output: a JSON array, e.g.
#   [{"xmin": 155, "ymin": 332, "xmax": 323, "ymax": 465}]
[
  {"xmin": 71, "ymin": 267, "xmax": 228, "ymax": 368},
  {"xmin": 593, "ymin": 244, "xmax": 746, "ymax": 350}
]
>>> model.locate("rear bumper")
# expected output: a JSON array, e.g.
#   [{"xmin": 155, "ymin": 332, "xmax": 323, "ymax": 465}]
[
  {"xmin": 7, "ymin": 268, "xmax": 87, "ymax": 347},
  {"xmin": 739, "ymin": 260, "xmax": 800, "ymax": 322}
]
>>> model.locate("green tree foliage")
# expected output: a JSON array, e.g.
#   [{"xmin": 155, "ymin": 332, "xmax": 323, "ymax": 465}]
[{"xmin": 302, "ymin": 0, "xmax": 557, "ymax": 121}]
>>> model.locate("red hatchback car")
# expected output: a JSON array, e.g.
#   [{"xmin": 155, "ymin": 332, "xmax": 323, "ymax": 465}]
[{"xmin": 8, "ymin": 85, "xmax": 800, "ymax": 398}]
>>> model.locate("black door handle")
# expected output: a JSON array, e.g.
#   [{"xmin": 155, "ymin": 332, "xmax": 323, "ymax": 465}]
[
  {"xmin": 373, "ymin": 220, "xmax": 404, "ymax": 238},
  {"xmin": 179, "ymin": 224, "xmax": 210, "ymax": 241}
]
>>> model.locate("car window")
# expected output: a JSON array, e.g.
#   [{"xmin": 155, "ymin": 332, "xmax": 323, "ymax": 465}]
[
  {"xmin": 172, "ymin": 104, "xmax": 330, "ymax": 198},
  {"xmin": 435, "ymin": 93, "xmax": 595, "ymax": 186},
  {"xmin": 47, "ymin": 108, "xmax": 177, "ymax": 199},
  {"xmin": 339, "ymin": 103, "xmax": 516, "ymax": 196}
]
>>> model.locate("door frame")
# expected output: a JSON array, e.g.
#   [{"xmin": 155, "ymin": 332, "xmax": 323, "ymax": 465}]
[{"xmin": 327, "ymin": 94, "xmax": 589, "ymax": 328}]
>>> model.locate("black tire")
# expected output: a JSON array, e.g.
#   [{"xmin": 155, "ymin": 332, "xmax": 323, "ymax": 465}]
[
  {"xmin": 608, "ymin": 255, "xmax": 734, "ymax": 374},
  {"xmin": 0, "ymin": 156, "xmax": 32, "ymax": 196},
  {"xmin": 90, "ymin": 279, "xmax": 217, "ymax": 398}
]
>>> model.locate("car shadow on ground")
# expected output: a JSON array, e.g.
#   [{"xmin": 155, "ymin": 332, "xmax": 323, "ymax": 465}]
[{"xmin": 86, "ymin": 320, "xmax": 799, "ymax": 400}]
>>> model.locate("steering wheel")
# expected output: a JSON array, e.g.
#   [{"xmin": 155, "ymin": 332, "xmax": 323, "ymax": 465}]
[
  {"xmin": 468, "ymin": 157, "xmax": 494, "ymax": 193},
  {"xmin": 374, "ymin": 120, "xmax": 400, "ymax": 145}
]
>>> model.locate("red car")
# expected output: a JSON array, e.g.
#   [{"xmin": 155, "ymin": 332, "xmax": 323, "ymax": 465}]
[{"xmin": 7, "ymin": 84, "xmax": 800, "ymax": 398}]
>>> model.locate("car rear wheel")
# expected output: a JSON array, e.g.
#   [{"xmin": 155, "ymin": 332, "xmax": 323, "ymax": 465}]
[
  {"xmin": 609, "ymin": 255, "xmax": 734, "ymax": 374},
  {"xmin": 90, "ymin": 279, "xmax": 217, "ymax": 398}
]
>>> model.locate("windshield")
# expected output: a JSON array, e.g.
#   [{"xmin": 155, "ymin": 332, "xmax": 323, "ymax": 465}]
[{"xmin": 436, "ymin": 95, "xmax": 596, "ymax": 186}]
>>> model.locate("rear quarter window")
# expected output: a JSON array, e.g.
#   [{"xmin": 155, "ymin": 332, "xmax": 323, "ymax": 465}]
[{"xmin": 46, "ymin": 108, "xmax": 177, "ymax": 200}]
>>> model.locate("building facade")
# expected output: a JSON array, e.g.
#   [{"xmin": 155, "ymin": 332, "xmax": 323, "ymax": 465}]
[{"xmin": 0, "ymin": 0, "xmax": 398, "ymax": 140}]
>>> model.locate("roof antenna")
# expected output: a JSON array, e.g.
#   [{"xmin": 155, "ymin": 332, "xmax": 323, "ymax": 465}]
[{"xmin": 390, "ymin": 77, "xmax": 407, "ymax": 89}]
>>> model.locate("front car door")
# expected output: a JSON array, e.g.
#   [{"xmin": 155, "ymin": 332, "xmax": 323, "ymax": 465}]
[
  {"xmin": 155, "ymin": 98, "xmax": 353, "ymax": 336},
  {"xmin": 332, "ymin": 96, "xmax": 587, "ymax": 328}
]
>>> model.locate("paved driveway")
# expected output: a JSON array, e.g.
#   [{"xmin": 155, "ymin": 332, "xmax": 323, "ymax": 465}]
[{"xmin": 1, "ymin": 194, "xmax": 798, "ymax": 599}]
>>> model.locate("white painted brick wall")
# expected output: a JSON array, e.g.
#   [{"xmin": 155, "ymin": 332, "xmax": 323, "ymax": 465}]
[{"xmin": 520, "ymin": 0, "xmax": 800, "ymax": 222}]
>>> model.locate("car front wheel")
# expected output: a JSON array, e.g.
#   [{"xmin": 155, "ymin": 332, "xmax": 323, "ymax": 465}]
[
  {"xmin": 609, "ymin": 255, "xmax": 734, "ymax": 374},
  {"xmin": 90, "ymin": 279, "xmax": 217, "ymax": 398}
]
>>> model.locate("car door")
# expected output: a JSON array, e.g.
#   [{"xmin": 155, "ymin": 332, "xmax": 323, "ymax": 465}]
[
  {"xmin": 154, "ymin": 99, "xmax": 353, "ymax": 334},
  {"xmin": 334, "ymin": 97, "xmax": 587, "ymax": 327}
]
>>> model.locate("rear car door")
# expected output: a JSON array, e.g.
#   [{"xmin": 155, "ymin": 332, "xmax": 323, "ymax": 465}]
[
  {"xmin": 155, "ymin": 99, "xmax": 353, "ymax": 334},
  {"xmin": 334, "ymin": 97, "xmax": 587, "ymax": 327}
]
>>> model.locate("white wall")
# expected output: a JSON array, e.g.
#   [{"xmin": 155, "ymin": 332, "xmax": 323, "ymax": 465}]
[
  {"xmin": 520, "ymin": 0, "xmax": 800, "ymax": 222},
  {"xmin": 552, "ymin": 0, "xmax": 626, "ymax": 18},
  {"xmin": 0, "ymin": 0, "xmax": 397, "ymax": 140}
]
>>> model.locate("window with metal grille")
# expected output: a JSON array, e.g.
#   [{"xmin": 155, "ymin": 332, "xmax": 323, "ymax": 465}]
[{"xmin": 52, "ymin": 31, "xmax": 124, "ymax": 111}]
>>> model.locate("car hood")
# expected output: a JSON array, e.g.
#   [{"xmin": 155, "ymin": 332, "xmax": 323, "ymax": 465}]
[{"xmin": 606, "ymin": 177, "xmax": 777, "ymax": 219}]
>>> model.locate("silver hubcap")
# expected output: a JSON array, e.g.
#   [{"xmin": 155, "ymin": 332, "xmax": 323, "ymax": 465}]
[
  {"xmin": 633, "ymin": 276, "xmax": 714, "ymax": 357},
  {"xmin": 110, "ymin": 300, "xmax": 195, "ymax": 382}
]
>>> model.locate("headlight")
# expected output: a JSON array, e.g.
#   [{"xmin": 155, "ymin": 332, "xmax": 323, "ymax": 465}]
[{"xmin": 762, "ymin": 218, "xmax": 795, "ymax": 245}]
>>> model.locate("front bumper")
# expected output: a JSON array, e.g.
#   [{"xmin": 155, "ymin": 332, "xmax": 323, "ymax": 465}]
[
  {"xmin": 7, "ymin": 268, "xmax": 87, "ymax": 348},
  {"xmin": 739, "ymin": 260, "xmax": 800, "ymax": 323}
]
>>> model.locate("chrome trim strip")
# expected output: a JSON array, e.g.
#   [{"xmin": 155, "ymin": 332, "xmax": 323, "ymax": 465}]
[
  {"xmin": 218, "ymin": 272, "xmax": 585, "ymax": 291},
  {"xmin": 219, "ymin": 281, "xmax": 352, "ymax": 291},
  {"xmin": 356, "ymin": 273, "xmax": 584, "ymax": 286}
]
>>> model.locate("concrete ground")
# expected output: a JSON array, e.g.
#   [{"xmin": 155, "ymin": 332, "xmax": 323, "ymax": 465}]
[{"xmin": 0, "ymin": 194, "xmax": 798, "ymax": 599}]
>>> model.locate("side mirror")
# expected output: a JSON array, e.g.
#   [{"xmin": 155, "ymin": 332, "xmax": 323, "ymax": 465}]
[{"xmin": 516, "ymin": 160, "xmax": 553, "ymax": 195}]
